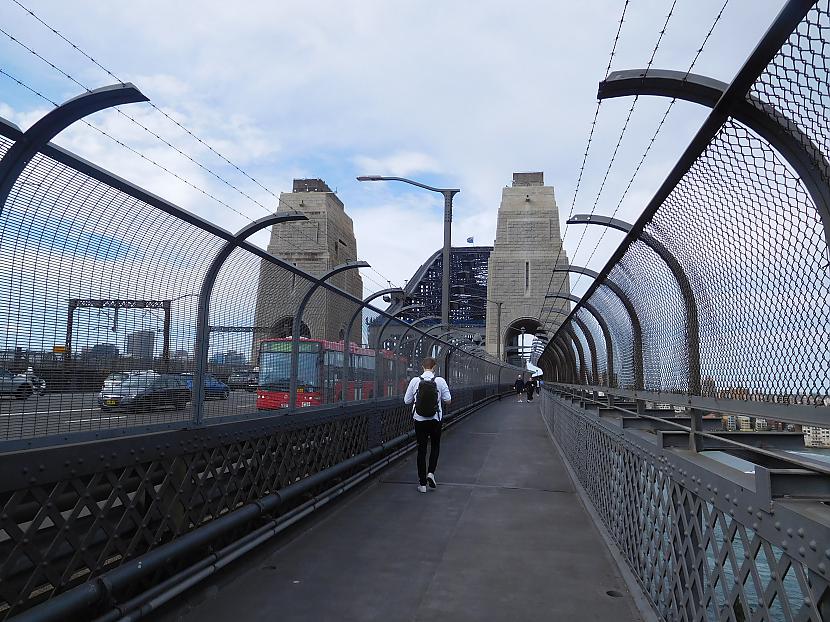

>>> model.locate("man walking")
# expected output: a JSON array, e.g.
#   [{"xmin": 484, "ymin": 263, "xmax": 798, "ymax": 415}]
[
  {"xmin": 404, "ymin": 357, "xmax": 452, "ymax": 493},
  {"xmin": 514, "ymin": 374, "xmax": 525, "ymax": 403}
]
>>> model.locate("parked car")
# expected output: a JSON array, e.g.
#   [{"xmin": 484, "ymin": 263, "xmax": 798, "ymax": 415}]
[
  {"xmin": 179, "ymin": 373, "xmax": 229, "ymax": 399},
  {"xmin": 0, "ymin": 368, "xmax": 36, "ymax": 399},
  {"xmin": 228, "ymin": 371, "xmax": 257, "ymax": 392},
  {"xmin": 246, "ymin": 371, "xmax": 258, "ymax": 392},
  {"xmin": 98, "ymin": 374, "xmax": 190, "ymax": 411}
]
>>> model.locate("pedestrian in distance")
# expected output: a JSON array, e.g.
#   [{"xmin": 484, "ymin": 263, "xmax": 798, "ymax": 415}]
[
  {"xmin": 404, "ymin": 357, "xmax": 452, "ymax": 494},
  {"xmin": 514, "ymin": 374, "xmax": 525, "ymax": 403},
  {"xmin": 525, "ymin": 377, "xmax": 535, "ymax": 402}
]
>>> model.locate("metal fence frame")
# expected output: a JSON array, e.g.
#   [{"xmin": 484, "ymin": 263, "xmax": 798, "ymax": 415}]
[{"xmin": 538, "ymin": 0, "xmax": 830, "ymax": 450}]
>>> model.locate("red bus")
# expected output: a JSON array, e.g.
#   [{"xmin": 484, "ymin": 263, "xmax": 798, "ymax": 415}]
[{"xmin": 256, "ymin": 338, "xmax": 407, "ymax": 410}]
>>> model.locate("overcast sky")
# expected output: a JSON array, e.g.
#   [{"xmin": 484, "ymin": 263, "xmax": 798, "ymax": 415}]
[{"xmin": 1, "ymin": 0, "xmax": 785, "ymax": 303}]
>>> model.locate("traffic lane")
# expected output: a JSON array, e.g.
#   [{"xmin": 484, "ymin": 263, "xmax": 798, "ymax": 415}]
[
  {"xmin": 0, "ymin": 390, "xmax": 258, "ymax": 416},
  {"xmin": 0, "ymin": 392, "xmax": 261, "ymax": 443},
  {"xmin": 0, "ymin": 392, "xmax": 99, "ymax": 415}
]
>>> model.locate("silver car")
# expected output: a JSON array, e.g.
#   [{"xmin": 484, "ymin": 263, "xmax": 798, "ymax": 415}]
[{"xmin": 0, "ymin": 368, "xmax": 35, "ymax": 399}]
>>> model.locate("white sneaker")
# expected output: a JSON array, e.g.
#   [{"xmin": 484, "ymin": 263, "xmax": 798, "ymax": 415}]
[
  {"xmin": 417, "ymin": 485, "xmax": 427, "ymax": 493},
  {"xmin": 427, "ymin": 473, "xmax": 437, "ymax": 489}
]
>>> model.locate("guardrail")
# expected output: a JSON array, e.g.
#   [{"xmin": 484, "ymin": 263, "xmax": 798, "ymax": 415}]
[
  {"xmin": 542, "ymin": 387, "xmax": 830, "ymax": 621},
  {"xmin": 0, "ymin": 384, "xmax": 510, "ymax": 620}
]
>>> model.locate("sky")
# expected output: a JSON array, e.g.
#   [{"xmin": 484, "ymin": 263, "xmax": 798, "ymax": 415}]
[{"xmin": 0, "ymin": 0, "xmax": 786, "ymax": 305}]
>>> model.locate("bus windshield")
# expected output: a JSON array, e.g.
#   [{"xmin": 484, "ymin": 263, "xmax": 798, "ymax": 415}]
[{"xmin": 259, "ymin": 351, "xmax": 319, "ymax": 391}]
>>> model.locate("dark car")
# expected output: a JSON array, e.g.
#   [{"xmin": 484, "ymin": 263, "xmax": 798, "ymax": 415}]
[
  {"xmin": 228, "ymin": 371, "xmax": 257, "ymax": 392},
  {"xmin": 246, "ymin": 371, "xmax": 258, "ymax": 392},
  {"xmin": 179, "ymin": 373, "xmax": 229, "ymax": 399},
  {"xmin": 227, "ymin": 372, "xmax": 249, "ymax": 391},
  {"xmin": 98, "ymin": 374, "xmax": 190, "ymax": 411}
]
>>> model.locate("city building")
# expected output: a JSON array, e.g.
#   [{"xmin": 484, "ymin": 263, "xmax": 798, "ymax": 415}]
[
  {"xmin": 804, "ymin": 426, "xmax": 830, "ymax": 448},
  {"xmin": 126, "ymin": 331, "xmax": 155, "ymax": 360},
  {"xmin": 82, "ymin": 343, "xmax": 119, "ymax": 360},
  {"xmin": 209, "ymin": 350, "xmax": 248, "ymax": 366},
  {"xmin": 252, "ymin": 179, "xmax": 364, "ymax": 358}
]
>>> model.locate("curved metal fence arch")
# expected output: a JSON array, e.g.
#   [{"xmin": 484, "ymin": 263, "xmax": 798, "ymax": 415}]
[{"xmin": 541, "ymin": 3, "xmax": 830, "ymax": 619}]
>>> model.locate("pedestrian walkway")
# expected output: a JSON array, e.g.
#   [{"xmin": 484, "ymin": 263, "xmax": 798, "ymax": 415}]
[{"xmin": 160, "ymin": 398, "xmax": 642, "ymax": 622}]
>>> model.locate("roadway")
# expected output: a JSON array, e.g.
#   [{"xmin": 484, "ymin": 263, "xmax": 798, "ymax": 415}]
[
  {"xmin": 0, "ymin": 390, "xmax": 260, "ymax": 442},
  {"xmin": 157, "ymin": 398, "xmax": 643, "ymax": 622}
]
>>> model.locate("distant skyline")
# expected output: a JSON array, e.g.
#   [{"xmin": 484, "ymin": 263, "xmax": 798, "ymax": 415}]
[{"xmin": 1, "ymin": 0, "xmax": 784, "ymax": 299}]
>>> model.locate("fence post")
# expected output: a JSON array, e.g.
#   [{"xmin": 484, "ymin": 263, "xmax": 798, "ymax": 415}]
[{"xmin": 193, "ymin": 213, "xmax": 307, "ymax": 424}]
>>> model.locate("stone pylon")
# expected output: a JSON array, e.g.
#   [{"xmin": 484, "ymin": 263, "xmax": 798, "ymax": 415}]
[
  {"xmin": 252, "ymin": 179, "xmax": 363, "ymax": 358},
  {"xmin": 485, "ymin": 172, "xmax": 569, "ymax": 359}
]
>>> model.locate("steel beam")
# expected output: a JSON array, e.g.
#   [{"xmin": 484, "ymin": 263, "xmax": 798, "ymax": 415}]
[
  {"xmin": 193, "ymin": 213, "xmax": 307, "ymax": 423},
  {"xmin": 547, "ymin": 308, "xmax": 598, "ymax": 386},
  {"xmin": 569, "ymin": 214, "xmax": 701, "ymax": 395},
  {"xmin": 0, "ymin": 83, "xmax": 147, "ymax": 216},
  {"xmin": 562, "ymin": 325, "xmax": 587, "ymax": 385},
  {"xmin": 547, "ymin": 294, "xmax": 612, "ymax": 386},
  {"xmin": 599, "ymin": 68, "xmax": 830, "ymax": 246},
  {"xmin": 549, "ymin": 266, "xmax": 643, "ymax": 389}
]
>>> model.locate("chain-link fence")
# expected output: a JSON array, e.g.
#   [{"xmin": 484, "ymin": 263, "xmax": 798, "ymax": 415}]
[
  {"xmin": 0, "ymin": 112, "xmax": 510, "ymax": 451},
  {"xmin": 538, "ymin": 0, "xmax": 830, "ymax": 427},
  {"xmin": 537, "ymin": 2, "xmax": 830, "ymax": 620}
]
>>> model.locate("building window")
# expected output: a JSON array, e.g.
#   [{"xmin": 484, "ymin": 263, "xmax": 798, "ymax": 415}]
[{"xmin": 525, "ymin": 261, "xmax": 530, "ymax": 291}]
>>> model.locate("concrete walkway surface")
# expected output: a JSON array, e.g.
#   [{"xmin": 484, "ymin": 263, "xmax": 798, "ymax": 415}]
[{"xmin": 158, "ymin": 398, "xmax": 643, "ymax": 622}]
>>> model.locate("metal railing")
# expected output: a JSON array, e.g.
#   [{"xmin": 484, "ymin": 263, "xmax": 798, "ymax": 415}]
[
  {"xmin": 538, "ymin": 0, "xmax": 830, "ymax": 449},
  {"xmin": 542, "ymin": 387, "xmax": 830, "ymax": 621},
  {"xmin": 536, "ymin": 2, "xmax": 830, "ymax": 620},
  {"xmin": 0, "ymin": 71, "xmax": 515, "ymax": 620}
]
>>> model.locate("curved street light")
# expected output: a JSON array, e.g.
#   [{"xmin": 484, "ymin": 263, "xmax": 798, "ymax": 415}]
[{"xmin": 357, "ymin": 175, "xmax": 459, "ymax": 327}]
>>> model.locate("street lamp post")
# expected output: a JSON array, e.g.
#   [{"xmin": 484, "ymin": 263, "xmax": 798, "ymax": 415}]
[{"xmin": 357, "ymin": 175, "xmax": 460, "ymax": 327}]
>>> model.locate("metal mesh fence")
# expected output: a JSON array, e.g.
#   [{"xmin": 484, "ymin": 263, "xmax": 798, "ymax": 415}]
[
  {"xmin": 576, "ymin": 307, "xmax": 608, "ymax": 383},
  {"xmin": 543, "ymin": 391, "xmax": 830, "ymax": 622},
  {"xmin": 0, "ymin": 125, "xmax": 220, "ymax": 441},
  {"xmin": 0, "ymin": 116, "xmax": 510, "ymax": 450},
  {"xmin": 589, "ymin": 285, "xmax": 635, "ymax": 389},
  {"xmin": 541, "ymin": 0, "xmax": 830, "ymax": 417},
  {"xmin": 610, "ymin": 242, "xmax": 688, "ymax": 393},
  {"xmin": 652, "ymin": 119, "xmax": 830, "ymax": 402},
  {"xmin": 749, "ymin": 0, "xmax": 830, "ymax": 178}
]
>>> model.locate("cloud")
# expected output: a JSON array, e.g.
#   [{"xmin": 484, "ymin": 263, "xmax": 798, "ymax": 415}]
[
  {"xmin": 0, "ymin": 0, "xmax": 786, "ymax": 303},
  {"xmin": 352, "ymin": 151, "xmax": 441, "ymax": 178}
]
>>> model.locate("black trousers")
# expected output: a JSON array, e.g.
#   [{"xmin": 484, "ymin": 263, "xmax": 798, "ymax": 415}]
[{"xmin": 414, "ymin": 418, "xmax": 442, "ymax": 485}]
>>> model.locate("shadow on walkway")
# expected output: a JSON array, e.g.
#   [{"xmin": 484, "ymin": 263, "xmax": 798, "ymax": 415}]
[{"xmin": 160, "ymin": 398, "xmax": 642, "ymax": 622}]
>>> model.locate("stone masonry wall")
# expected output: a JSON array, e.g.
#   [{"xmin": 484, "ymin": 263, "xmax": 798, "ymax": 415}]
[
  {"xmin": 485, "ymin": 173, "xmax": 569, "ymax": 357},
  {"xmin": 252, "ymin": 186, "xmax": 363, "ymax": 358}
]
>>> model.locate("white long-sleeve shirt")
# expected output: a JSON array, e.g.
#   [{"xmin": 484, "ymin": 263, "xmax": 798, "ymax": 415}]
[{"xmin": 403, "ymin": 370, "xmax": 451, "ymax": 421}]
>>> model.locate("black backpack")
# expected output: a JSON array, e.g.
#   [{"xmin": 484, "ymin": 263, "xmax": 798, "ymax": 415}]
[{"xmin": 414, "ymin": 377, "xmax": 439, "ymax": 418}]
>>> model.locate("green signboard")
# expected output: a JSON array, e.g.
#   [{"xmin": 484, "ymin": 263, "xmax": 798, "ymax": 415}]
[{"xmin": 261, "ymin": 340, "xmax": 320, "ymax": 353}]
